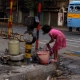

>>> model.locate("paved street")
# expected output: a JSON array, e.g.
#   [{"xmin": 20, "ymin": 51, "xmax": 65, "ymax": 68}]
[
  {"xmin": 35, "ymin": 27, "xmax": 80, "ymax": 55},
  {"xmin": 0, "ymin": 26, "xmax": 80, "ymax": 80},
  {"xmin": 0, "ymin": 25, "xmax": 80, "ymax": 59}
]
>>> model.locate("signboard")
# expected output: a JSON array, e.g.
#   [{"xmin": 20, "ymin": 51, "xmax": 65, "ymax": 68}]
[{"xmin": 58, "ymin": 13, "xmax": 63, "ymax": 26}]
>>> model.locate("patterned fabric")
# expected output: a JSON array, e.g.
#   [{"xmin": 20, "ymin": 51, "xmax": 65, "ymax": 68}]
[{"xmin": 49, "ymin": 29, "xmax": 66, "ymax": 50}]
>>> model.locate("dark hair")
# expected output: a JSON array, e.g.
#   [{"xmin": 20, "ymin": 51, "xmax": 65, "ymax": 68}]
[{"xmin": 42, "ymin": 25, "xmax": 51, "ymax": 34}]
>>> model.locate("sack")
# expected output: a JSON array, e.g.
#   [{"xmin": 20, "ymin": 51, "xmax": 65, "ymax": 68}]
[{"xmin": 37, "ymin": 45, "xmax": 50, "ymax": 64}]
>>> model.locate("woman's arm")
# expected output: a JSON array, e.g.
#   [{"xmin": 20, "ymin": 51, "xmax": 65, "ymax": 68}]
[{"xmin": 46, "ymin": 36, "xmax": 54, "ymax": 45}]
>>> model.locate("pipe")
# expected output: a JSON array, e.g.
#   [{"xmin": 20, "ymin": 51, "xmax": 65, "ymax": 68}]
[
  {"xmin": 35, "ymin": 0, "xmax": 41, "ymax": 49},
  {"xmin": 8, "ymin": 0, "xmax": 13, "ymax": 39}
]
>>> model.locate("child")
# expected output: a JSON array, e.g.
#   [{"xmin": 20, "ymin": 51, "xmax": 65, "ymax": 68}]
[{"xmin": 41, "ymin": 25, "xmax": 66, "ymax": 63}]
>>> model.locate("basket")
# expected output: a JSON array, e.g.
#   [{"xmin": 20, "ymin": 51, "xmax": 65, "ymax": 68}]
[{"xmin": 37, "ymin": 50, "xmax": 50, "ymax": 64}]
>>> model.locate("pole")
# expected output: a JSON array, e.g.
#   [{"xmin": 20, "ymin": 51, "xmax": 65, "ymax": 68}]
[
  {"xmin": 35, "ymin": 0, "xmax": 41, "ymax": 49},
  {"xmin": 8, "ymin": 0, "xmax": 13, "ymax": 39},
  {"xmin": 24, "ymin": 43, "xmax": 32, "ymax": 64}
]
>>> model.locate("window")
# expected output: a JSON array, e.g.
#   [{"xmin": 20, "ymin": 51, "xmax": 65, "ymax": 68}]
[
  {"xmin": 69, "ymin": 6, "xmax": 74, "ymax": 12},
  {"xmin": 75, "ymin": 6, "xmax": 80, "ymax": 11}
]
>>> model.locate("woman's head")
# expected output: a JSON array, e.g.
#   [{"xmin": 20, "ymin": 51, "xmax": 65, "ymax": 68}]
[{"xmin": 42, "ymin": 25, "xmax": 51, "ymax": 34}]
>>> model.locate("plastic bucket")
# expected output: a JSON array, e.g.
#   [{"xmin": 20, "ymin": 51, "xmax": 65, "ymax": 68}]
[{"xmin": 37, "ymin": 50, "xmax": 49, "ymax": 64}]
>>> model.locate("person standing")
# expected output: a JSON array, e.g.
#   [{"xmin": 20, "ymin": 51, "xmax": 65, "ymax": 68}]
[{"xmin": 41, "ymin": 25, "xmax": 66, "ymax": 63}]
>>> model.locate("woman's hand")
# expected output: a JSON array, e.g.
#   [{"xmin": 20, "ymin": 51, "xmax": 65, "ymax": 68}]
[{"xmin": 46, "ymin": 36, "xmax": 54, "ymax": 46}]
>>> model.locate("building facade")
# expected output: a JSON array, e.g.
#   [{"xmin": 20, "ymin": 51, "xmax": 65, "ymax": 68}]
[{"xmin": 0, "ymin": 0, "xmax": 69, "ymax": 27}]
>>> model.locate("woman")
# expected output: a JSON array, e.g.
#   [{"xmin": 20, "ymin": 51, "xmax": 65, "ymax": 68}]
[{"xmin": 42, "ymin": 25, "xmax": 66, "ymax": 63}]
